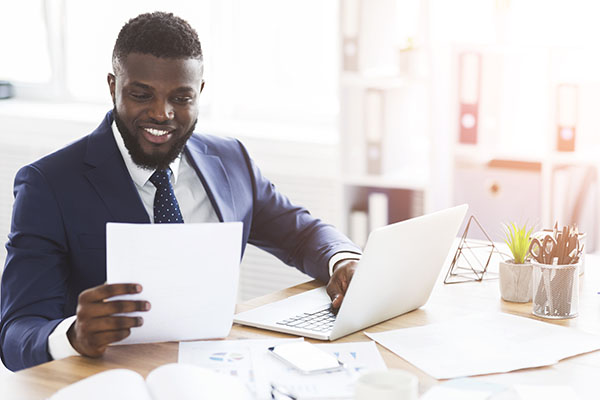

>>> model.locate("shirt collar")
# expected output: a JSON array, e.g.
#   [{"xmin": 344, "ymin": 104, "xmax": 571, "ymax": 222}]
[{"xmin": 112, "ymin": 121, "xmax": 182, "ymax": 187}]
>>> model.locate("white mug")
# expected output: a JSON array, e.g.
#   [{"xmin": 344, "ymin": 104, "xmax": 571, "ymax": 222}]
[{"xmin": 355, "ymin": 369, "xmax": 418, "ymax": 400}]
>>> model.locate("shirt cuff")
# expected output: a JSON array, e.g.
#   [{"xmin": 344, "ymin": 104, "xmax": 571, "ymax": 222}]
[
  {"xmin": 48, "ymin": 315, "xmax": 80, "ymax": 360},
  {"xmin": 328, "ymin": 252, "xmax": 362, "ymax": 278}
]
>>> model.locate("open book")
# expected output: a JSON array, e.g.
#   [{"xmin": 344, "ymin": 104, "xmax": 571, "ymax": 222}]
[{"xmin": 49, "ymin": 363, "xmax": 250, "ymax": 400}]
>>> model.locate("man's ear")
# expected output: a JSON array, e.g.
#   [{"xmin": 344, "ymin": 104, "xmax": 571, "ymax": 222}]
[
  {"xmin": 107, "ymin": 73, "xmax": 116, "ymax": 104},
  {"xmin": 200, "ymin": 79, "xmax": 205, "ymax": 94}
]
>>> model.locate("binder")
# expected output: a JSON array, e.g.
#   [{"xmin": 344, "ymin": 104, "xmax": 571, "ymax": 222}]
[
  {"xmin": 368, "ymin": 192, "xmax": 389, "ymax": 232},
  {"xmin": 349, "ymin": 210, "xmax": 369, "ymax": 248},
  {"xmin": 341, "ymin": 0, "xmax": 361, "ymax": 71},
  {"xmin": 458, "ymin": 52, "xmax": 481, "ymax": 144},
  {"xmin": 556, "ymin": 84, "xmax": 578, "ymax": 152}
]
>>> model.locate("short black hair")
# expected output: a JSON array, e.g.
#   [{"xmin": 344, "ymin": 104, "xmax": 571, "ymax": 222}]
[{"xmin": 112, "ymin": 11, "xmax": 203, "ymax": 73}]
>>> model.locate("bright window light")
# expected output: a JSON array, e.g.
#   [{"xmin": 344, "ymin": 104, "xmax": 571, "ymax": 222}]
[{"xmin": 0, "ymin": 1, "xmax": 51, "ymax": 83}]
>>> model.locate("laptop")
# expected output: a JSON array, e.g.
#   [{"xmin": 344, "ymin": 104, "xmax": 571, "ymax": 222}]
[{"xmin": 234, "ymin": 204, "xmax": 468, "ymax": 340}]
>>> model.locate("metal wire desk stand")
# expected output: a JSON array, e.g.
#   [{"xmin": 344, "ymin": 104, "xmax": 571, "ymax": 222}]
[{"xmin": 444, "ymin": 215, "xmax": 504, "ymax": 284}]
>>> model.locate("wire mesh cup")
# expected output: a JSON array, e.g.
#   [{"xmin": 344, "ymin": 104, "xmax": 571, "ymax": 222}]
[
  {"xmin": 537, "ymin": 229, "xmax": 587, "ymax": 275},
  {"xmin": 532, "ymin": 260, "xmax": 579, "ymax": 319}
]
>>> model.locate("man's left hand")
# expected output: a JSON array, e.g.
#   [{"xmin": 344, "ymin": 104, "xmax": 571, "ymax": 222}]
[{"xmin": 326, "ymin": 259, "xmax": 359, "ymax": 310}]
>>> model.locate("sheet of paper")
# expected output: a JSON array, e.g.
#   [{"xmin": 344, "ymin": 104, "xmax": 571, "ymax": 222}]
[
  {"xmin": 255, "ymin": 341, "xmax": 387, "ymax": 400},
  {"xmin": 512, "ymin": 384, "xmax": 581, "ymax": 400},
  {"xmin": 366, "ymin": 312, "xmax": 600, "ymax": 379},
  {"xmin": 49, "ymin": 369, "xmax": 151, "ymax": 400},
  {"xmin": 421, "ymin": 378, "xmax": 509, "ymax": 400},
  {"xmin": 179, "ymin": 339, "xmax": 387, "ymax": 400},
  {"xmin": 420, "ymin": 386, "xmax": 492, "ymax": 400},
  {"xmin": 145, "ymin": 363, "xmax": 251, "ymax": 400},
  {"xmin": 106, "ymin": 222, "xmax": 242, "ymax": 344},
  {"xmin": 178, "ymin": 338, "xmax": 300, "ymax": 397}
]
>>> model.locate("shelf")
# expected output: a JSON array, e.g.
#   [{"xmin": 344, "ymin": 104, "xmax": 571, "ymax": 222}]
[{"xmin": 454, "ymin": 144, "xmax": 600, "ymax": 167}]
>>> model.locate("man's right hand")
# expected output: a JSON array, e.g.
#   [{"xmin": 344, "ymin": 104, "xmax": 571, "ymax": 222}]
[{"xmin": 67, "ymin": 283, "xmax": 150, "ymax": 358}]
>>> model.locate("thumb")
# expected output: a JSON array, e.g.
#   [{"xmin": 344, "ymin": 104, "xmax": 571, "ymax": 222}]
[{"xmin": 332, "ymin": 293, "xmax": 343, "ymax": 309}]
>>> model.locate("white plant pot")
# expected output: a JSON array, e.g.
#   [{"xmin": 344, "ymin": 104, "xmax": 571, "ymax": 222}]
[{"xmin": 499, "ymin": 260, "xmax": 533, "ymax": 303}]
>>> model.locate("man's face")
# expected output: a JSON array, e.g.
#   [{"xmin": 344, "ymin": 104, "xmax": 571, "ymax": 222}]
[{"xmin": 108, "ymin": 53, "xmax": 204, "ymax": 170}]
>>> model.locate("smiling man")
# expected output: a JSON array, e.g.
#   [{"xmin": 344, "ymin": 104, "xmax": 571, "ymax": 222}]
[{"xmin": 0, "ymin": 12, "xmax": 360, "ymax": 371}]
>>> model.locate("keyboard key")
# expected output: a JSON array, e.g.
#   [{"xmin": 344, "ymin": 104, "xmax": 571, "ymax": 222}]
[{"xmin": 276, "ymin": 306, "xmax": 337, "ymax": 332}]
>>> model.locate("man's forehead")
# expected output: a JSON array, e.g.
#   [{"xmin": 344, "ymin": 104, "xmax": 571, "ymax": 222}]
[{"xmin": 117, "ymin": 53, "xmax": 203, "ymax": 85}]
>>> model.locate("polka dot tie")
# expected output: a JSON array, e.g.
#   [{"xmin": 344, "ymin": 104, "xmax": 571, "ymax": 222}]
[{"xmin": 149, "ymin": 169, "xmax": 184, "ymax": 223}]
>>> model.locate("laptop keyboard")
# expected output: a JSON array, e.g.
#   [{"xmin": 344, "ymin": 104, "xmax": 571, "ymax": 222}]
[{"xmin": 276, "ymin": 306, "xmax": 336, "ymax": 333}]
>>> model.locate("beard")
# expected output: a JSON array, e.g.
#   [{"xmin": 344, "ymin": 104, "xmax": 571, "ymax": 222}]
[{"xmin": 113, "ymin": 107, "xmax": 196, "ymax": 171}]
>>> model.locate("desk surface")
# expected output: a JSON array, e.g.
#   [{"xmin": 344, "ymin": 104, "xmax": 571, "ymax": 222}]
[{"xmin": 3, "ymin": 255, "xmax": 600, "ymax": 399}]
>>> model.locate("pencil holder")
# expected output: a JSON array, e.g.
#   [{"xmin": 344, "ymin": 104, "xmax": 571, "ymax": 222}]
[
  {"xmin": 536, "ymin": 230, "xmax": 587, "ymax": 275},
  {"xmin": 531, "ymin": 261, "xmax": 579, "ymax": 319}
]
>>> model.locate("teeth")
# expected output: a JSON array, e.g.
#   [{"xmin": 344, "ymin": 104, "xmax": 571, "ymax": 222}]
[{"xmin": 144, "ymin": 128, "xmax": 170, "ymax": 136}]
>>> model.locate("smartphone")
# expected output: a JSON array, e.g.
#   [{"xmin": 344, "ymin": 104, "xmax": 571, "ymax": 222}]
[{"xmin": 268, "ymin": 341, "xmax": 344, "ymax": 374}]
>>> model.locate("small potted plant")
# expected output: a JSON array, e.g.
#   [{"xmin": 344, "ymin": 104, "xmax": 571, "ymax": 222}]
[{"xmin": 499, "ymin": 222, "xmax": 534, "ymax": 302}]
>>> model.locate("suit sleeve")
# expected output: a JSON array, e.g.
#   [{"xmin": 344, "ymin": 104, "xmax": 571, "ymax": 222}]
[
  {"xmin": 238, "ymin": 141, "xmax": 361, "ymax": 283},
  {"xmin": 0, "ymin": 165, "xmax": 70, "ymax": 371}
]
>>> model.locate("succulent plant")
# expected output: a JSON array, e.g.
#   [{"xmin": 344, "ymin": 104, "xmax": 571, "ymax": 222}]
[{"xmin": 503, "ymin": 222, "xmax": 534, "ymax": 264}]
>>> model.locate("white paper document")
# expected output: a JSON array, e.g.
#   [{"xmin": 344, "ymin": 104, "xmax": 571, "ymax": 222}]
[
  {"xmin": 179, "ymin": 337, "xmax": 301, "ymax": 397},
  {"xmin": 179, "ymin": 339, "xmax": 387, "ymax": 399},
  {"xmin": 366, "ymin": 312, "xmax": 600, "ymax": 379},
  {"xmin": 420, "ymin": 386, "xmax": 492, "ymax": 400},
  {"xmin": 106, "ymin": 222, "xmax": 242, "ymax": 344},
  {"xmin": 513, "ymin": 384, "xmax": 581, "ymax": 400},
  {"xmin": 49, "ymin": 364, "xmax": 250, "ymax": 400},
  {"xmin": 421, "ymin": 378, "xmax": 509, "ymax": 400}
]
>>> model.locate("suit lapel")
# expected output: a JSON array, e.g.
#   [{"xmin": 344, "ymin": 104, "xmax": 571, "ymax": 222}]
[
  {"xmin": 83, "ymin": 112, "xmax": 150, "ymax": 223},
  {"xmin": 184, "ymin": 142, "xmax": 235, "ymax": 222}
]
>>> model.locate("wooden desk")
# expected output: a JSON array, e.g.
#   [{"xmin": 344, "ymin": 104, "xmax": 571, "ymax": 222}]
[{"xmin": 3, "ymin": 255, "xmax": 600, "ymax": 399}]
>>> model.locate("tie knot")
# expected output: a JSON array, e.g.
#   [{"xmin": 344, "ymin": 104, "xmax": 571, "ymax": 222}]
[{"xmin": 149, "ymin": 169, "xmax": 172, "ymax": 188}]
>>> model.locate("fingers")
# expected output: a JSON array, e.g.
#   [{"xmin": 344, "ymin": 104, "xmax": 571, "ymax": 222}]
[
  {"xmin": 78, "ymin": 300, "xmax": 151, "ymax": 319},
  {"xmin": 326, "ymin": 275, "xmax": 345, "ymax": 309},
  {"xmin": 331, "ymin": 294, "xmax": 344, "ymax": 309},
  {"xmin": 79, "ymin": 283, "xmax": 142, "ymax": 303},
  {"xmin": 81, "ymin": 316, "xmax": 144, "ymax": 333},
  {"xmin": 326, "ymin": 260, "xmax": 359, "ymax": 309},
  {"xmin": 90, "ymin": 329, "xmax": 133, "ymax": 349},
  {"xmin": 69, "ymin": 283, "xmax": 150, "ymax": 358}
]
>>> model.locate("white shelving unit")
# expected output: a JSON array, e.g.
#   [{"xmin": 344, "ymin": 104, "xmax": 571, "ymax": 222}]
[
  {"xmin": 453, "ymin": 144, "xmax": 600, "ymax": 251},
  {"xmin": 338, "ymin": 0, "xmax": 432, "ymax": 245},
  {"xmin": 449, "ymin": 42, "xmax": 600, "ymax": 250}
]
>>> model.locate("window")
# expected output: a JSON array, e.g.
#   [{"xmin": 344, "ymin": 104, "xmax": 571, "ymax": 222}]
[
  {"xmin": 4, "ymin": 1, "xmax": 339, "ymax": 133},
  {"xmin": 0, "ymin": 1, "xmax": 52, "ymax": 83}
]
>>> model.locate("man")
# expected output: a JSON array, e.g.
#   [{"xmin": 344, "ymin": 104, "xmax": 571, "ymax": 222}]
[{"xmin": 0, "ymin": 12, "xmax": 360, "ymax": 371}]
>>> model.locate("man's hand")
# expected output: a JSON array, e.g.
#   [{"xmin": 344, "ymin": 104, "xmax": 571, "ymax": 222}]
[
  {"xmin": 326, "ymin": 259, "xmax": 359, "ymax": 310},
  {"xmin": 67, "ymin": 283, "xmax": 150, "ymax": 358}
]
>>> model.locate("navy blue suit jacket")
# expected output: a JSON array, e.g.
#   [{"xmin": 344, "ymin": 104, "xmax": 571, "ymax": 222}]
[{"xmin": 0, "ymin": 111, "xmax": 359, "ymax": 371}]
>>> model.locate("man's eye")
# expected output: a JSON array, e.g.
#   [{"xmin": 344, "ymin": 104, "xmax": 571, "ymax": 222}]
[
  {"xmin": 174, "ymin": 96, "xmax": 193, "ymax": 104},
  {"xmin": 130, "ymin": 93, "xmax": 151, "ymax": 100}
]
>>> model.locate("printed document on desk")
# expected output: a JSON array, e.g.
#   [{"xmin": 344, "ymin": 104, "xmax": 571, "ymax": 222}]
[
  {"xmin": 106, "ymin": 222, "xmax": 242, "ymax": 345},
  {"xmin": 366, "ymin": 312, "xmax": 600, "ymax": 379},
  {"xmin": 179, "ymin": 339, "xmax": 387, "ymax": 399}
]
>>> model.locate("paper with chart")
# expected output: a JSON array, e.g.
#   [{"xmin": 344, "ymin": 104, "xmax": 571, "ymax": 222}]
[
  {"xmin": 179, "ymin": 339, "xmax": 387, "ymax": 399},
  {"xmin": 178, "ymin": 338, "xmax": 300, "ymax": 397},
  {"xmin": 366, "ymin": 312, "xmax": 600, "ymax": 379},
  {"xmin": 261, "ymin": 341, "xmax": 387, "ymax": 399},
  {"xmin": 106, "ymin": 222, "xmax": 242, "ymax": 344}
]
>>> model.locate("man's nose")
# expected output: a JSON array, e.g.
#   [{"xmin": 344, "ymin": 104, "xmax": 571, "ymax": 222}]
[{"xmin": 148, "ymin": 98, "xmax": 174, "ymax": 122}]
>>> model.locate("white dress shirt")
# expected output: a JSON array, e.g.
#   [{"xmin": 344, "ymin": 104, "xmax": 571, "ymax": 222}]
[{"xmin": 48, "ymin": 122, "xmax": 359, "ymax": 360}]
